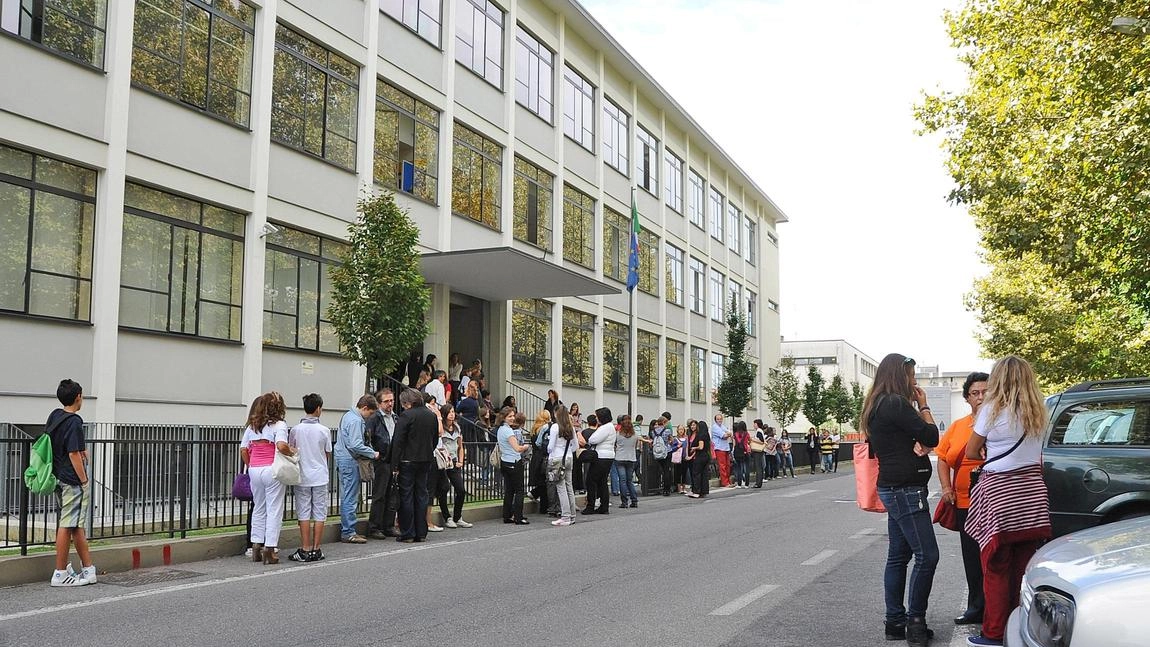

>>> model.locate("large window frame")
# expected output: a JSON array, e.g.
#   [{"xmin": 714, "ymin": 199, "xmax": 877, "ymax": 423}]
[
  {"xmin": 637, "ymin": 126, "xmax": 659, "ymax": 195},
  {"xmin": 746, "ymin": 290, "xmax": 757, "ymax": 337},
  {"xmin": 562, "ymin": 65, "xmax": 594, "ymax": 151},
  {"xmin": 665, "ymin": 242, "xmax": 684, "ymax": 306},
  {"xmin": 0, "ymin": 144, "xmax": 96, "ymax": 322},
  {"xmin": 263, "ymin": 224, "xmax": 347, "ymax": 353},
  {"xmin": 512, "ymin": 298, "xmax": 551, "ymax": 382},
  {"xmin": 451, "ymin": 122, "xmax": 503, "ymax": 229},
  {"xmin": 688, "ymin": 255, "xmax": 705, "ymax": 315},
  {"xmin": 603, "ymin": 320, "xmax": 629, "ymax": 392},
  {"xmin": 637, "ymin": 330, "xmax": 659, "ymax": 397},
  {"xmin": 727, "ymin": 202, "xmax": 741, "ymax": 254},
  {"xmin": 514, "ymin": 25, "xmax": 553, "ymax": 122},
  {"xmin": 512, "ymin": 156, "xmax": 554, "ymax": 250},
  {"xmin": 562, "ymin": 184, "xmax": 594, "ymax": 268},
  {"xmin": 454, "ymin": 0, "xmax": 503, "ymax": 88},
  {"xmin": 665, "ymin": 339, "xmax": 685, "ymax": 400},
  {"xmin": 271, "ymin": 23, "xmax": 359, "ymax": 169},
  {"xmin": 561, "ymin": 308, "xmax": 594, "ymax": 387},
  {"xmin": 119, "ymin": 183, "xmax": 244, "ymax": 341},
  {"xmin": 711, "ymin": 351, "xmax": 726, "ymax": 395},
  {"xmin": 727, "ymin": 279, "xmax": 741, "ymax": 321},
  {"xmin": 602, "ymin": 98, "xmax": 629, "ymax": 175},
  {"xmin": 690, "ymin": 346, "xmax": 706, "ymax": 403},
  {"xmin": 379, "ymin": 0, "xmax": 441, "ymax": 46},
  {"xmin": 709, "ymin": 267, "xmax": 725, "ymax": 322},
  {"xmin": 2, "ymin": 0, "xmax": 107, "ymax": 67},
  {"xmin": 374, "ymin": 79, "xmax": 440, "ymax": 204},
  {"xmin": 638, "ymin": 227, "xmax": 659, "ymax": 296},
  {"xmin": 603, "ymin": 207, "xmax": 628, "ymax": 283},
  {"xmin": 688, "ymin": 169, "xmax": 705, "ymax": 229},
  {"xmin": 745, "ymin": 215, "xmax": 757, "ymax": 265},
  {"xmin": 131, "ymin": 0, "xmax": 255, "ymax": 127},
  {"xmin": 708, "ymin": 186, "xmax": 724, "ymax": 241},
  {"xmin": 665, "ymin": 151, "xmax": 683, "ymax": 213}
]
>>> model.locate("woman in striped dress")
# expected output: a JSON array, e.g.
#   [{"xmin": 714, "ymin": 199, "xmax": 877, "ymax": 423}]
[{"xmin": 963, "ymin": 356, "xmax": 1051, "ymax": 647}]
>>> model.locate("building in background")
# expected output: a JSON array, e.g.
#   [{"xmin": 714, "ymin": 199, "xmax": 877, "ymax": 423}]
[
  {"xmin": 775, "ymin": 339, "xmax": 876, "ymax": 437},
  {"xmin": 0, "ymin": 0, "xmax": 786, "ymax": 425}
]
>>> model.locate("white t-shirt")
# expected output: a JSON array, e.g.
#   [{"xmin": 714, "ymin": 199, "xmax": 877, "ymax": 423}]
[
  {"xmin": 425, "ymin": 379, "xmax": 446, "ymax": 406},
  {"xmin": 973, "ymin": 407, "xmax": 1043, "ymax": 473},
  {"xmin": 290, "ymin": 418, "xmax": 333, "ymax": 487},
  {"xmin": 547, "ymin": 424, "xmax": 576, "ymax": 461},
  {"xmin": 240, "ymin": 421, "xmax": 289, "ymax": 468}
]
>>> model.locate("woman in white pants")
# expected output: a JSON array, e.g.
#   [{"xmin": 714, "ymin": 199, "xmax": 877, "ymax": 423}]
[
  {"xmin": 240, "ymin": 392, "xmax": 293, "ymax": 564},
  {"xmin": 547, "ymin": 405, "xmax": 582, "ymax": 526}
]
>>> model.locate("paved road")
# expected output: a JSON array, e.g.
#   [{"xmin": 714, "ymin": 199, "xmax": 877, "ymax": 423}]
[{"xmin": 0, "ymin": 472, "xmax": 975, "ymax": 647}]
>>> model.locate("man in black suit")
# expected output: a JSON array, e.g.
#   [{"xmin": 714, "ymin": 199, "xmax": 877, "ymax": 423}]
[
  {"xmin": 390, "ymin": 388, "xmax": 439, "ymax": 542},
  {"xmin": 366, "ymin": 387, "xmax": 398, "ymax": 538}
]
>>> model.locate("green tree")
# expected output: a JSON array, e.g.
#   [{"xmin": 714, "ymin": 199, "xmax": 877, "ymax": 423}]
[
  {"xmin": 328, "ymin": 192, "xmax": 430, "ymax": 390},
  {"xmin": 801, "ymin": 365, "xmax": 829, "ymax": 429},
  {"xmin": 916, "ymin": 1, "xmax": 1150, "ymax": 389},
  {"xmin": 849, "ymin": 381, "xmax": 866, "ymax": 430},
  {"xmin": 716, "ymin": 296, "xmax": 756, "ymax": 418},
  {"xmin": 763, "ymin": 356, "xmax": 802, "ymax": 430},
  {"xmin": 824, "ymin": 374, "xmax": 853, "ymax": 431}
]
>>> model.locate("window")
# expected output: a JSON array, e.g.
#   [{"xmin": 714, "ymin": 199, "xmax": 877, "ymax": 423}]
[
  {"xmin": 688, "ymin": 170, "xmax": 705, "ymax": 229},
  {"xmin": 746, "ymin": 290, "xmax": 757, "ymax": 337},
  {"xmin": 745, "ymin": 216, "xmax": 757, "ymax": 264},
  {"xmin": 767, "ymin": 229, "xmax": 779, "ymax": 246},
  {"xmin": 0, "ymin": 144, "xmax": 96, "ymax": 321},
  {"xmin": 375, "ymin": 80, "xmax": 439, "ymax": 203},
  {"xmin": 512, "ymin": 298, "xmax": 551, "ymax": 381},
  {"xmin": 602, "ymin": 98, "xmax": 628, "ymax": 174},
  {"xmin": 665, "ymin": 243, "xmax": 684, "ymax": 306},
  {"xmin": 666, "ymin": 339, "xmax": 684, "ymax": 400},
  {"xmin": 455, "ymin": 0, "xmax": 503, "ymax": 88},
  {"xmin": 562, "ymin": 66, "xmax": 594, "ymax": 150},
  {"xmin": 512, "ymin": 157, "xmax": 553, "ymax": 250},
  {"xmin": 711, "ymin": 352, "xmax": 726, "ymax": 393},
  {"xmin": 561, "ymin": 308, "xmax": 594, "ymax": 387},
  {"xmin": 271, "ymin": 24, "xmax": 359, "ymax": 169},
  {"xmin": 727, "ymin": 280, "xmax": 741, "ymax": 321},
  {"xmin": 768, "ymin": 299, "xmax": 779, "ymax": 313},
  {"xmin": 562, "ymin": 184, "xmax": 594, "ymax": 268},
  {"xmin": 690, "ymin": 346, "xmax": 706, "ymax": 402},
  {"xmin": 688, "ymin": 256, "xmax": 705, "ymax": 314},
  {"xmin": 727, "ymin": 202, "xmax": 741, "ymax": 253},
  {"xmin": 2, "ymin": 0, "xmax": 106, "ymax": 67},
  {"xmin": 452, "ymin": 122, "xmax": 502, "ymax": 229},
  {"xmin": 263, "ymin": 224, "xmax": 347, "ymax": 352},
  {"xmin": 708, "ymin": 186, "xmax": 724, "ymax": 241},
  {"xmin": 638, "ymin": 227, "xmax": 659, "ymax": 296},
  {"xmin": 1050, "ymin": 401, "xmax": 1150, "ymax": 446},
  {"xmin": 119, "ymin": 183, "xmax": 244, "ymax": 340},
  {"xmin": 514, "ymin": 26, "xmax": 552, "ymax": 121},
  {"xmin": 637, "ymin": 126, "xmax": 658, "ymax": 195},
  {"xmin": 603, "ymin": 320, "xmax": 629, "ymax": 392},
  {"xmin": 637, "ymin": 330, "xmax": 659, "ymax": 396},
  {"xmin": 603, "ymin": 208, "xmax": 628, "ymax": 282},
  {"xmin": 665, "ymin": 151, "xmax": 683, "ymax": 213},
  {"xmin": 132, "ymin": 0, "xmax": 255, "ymax": 126},
  {"xmin": 709, "ymin": 268, "xmax": 724, "ymax": 321},
  {"xmin": 380, "ymin": 0, "xmax": 441, "ymax": 45}
]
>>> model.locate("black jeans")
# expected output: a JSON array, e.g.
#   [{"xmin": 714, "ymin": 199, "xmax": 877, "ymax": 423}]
[
  {"xmin": 692, "ymin": 456, "xmax": 710, "ymax": 496},
  {"xmin": 766, "ymin": 453, "xmax": 779, "ymax": 479},
  {"xmin": 586, "ymin": 457, "xmax": 613, "ymax": 512},
  {"xmin": 956, "ymin": 507, "xmax": 985, "ymax": 615},
  {"xmin": 655, "ymin": 457, "xmax": 673, "ymax": 494},
  {"xmin": 753, "ymin": 452, "xmax": 765, "ymax": 487},
  {"xmin": 501, "ymin": 461, "xmax": 525, "ymax": 521},
  {"xmin": 397, "ymin": 461, "xmax": 430, "ymax": 540},
  {"xmin": 807, "ymin": 447, "xmax": 820, "ymax": 472},
  {"xmin": 368, "ymin": 459, "xmax": 396, "ymax": 533},
  {"xmin": 435, "ymin": 467, "xmax": 467, "ymax": 523}
]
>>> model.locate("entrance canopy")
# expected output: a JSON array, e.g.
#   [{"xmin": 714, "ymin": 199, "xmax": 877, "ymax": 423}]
[{"xmin": 420, "ymin": 247, "xmax": 621, "ymax": 301}]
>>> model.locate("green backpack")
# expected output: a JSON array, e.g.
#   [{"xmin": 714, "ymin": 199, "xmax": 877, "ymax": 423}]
[{"xmin": 24, "ymin": 433, "xmax": 57, "ymax": 494}]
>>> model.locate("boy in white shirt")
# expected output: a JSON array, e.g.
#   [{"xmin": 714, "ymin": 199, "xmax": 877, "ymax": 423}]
[{"xmin": 289, "ymin": 393, "xmax": 333, "ymax": 562}]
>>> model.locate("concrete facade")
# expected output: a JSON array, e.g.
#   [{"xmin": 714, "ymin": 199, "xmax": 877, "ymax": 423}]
[{"xmin": 776, "ymin": 339, "xmax": 877, "ymax": 437}]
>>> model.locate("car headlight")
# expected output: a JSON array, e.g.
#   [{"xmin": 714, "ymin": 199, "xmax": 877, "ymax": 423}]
[{"xmin": 1026, "ymin": 588, "xmax": 1075, "ymax": 647}]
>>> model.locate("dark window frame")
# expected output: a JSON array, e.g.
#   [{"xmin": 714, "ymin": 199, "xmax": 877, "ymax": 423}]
[
  {"xmin": 511, "ymin": 298, "xmax": 552, "ymax": 382},
  {"xmin": 512, "ymin": 156, "xmax": 554, "ymax": 250},
  {"xmin": 637, "ymin": 125, "xmax": 659, "ymax": 196},
  {"xmin": 454, "ymin": 0, "xmax": 504, "ymax": 89},
  {"xmin": 603, "ymin": 319, "xmax": 629, "ymax": 392},
  {"xmin": 374, "ymin": 78, "xmax": 440, "ymax": 204},
  {"xmin": 379, "ymin": 0, "xmax": 442, "ymax": 47},
  {"xmin": 562, "ymin": 65, "xmax": 594, "ymax": 151},
  {"xmin": 561, "ymin": 307, "xmax": 594, "ymax": 387},
  {"xmin": 637, "ymin": 329, "xmax": 659, "ymax": 397},
  {"xmin": 666, "ymin": 338, "xmax": 685, "ymax": 400},
  {"xmin": 562, "ymin": 183, "xmax": 595, "ymax": 268},
  {"xmin": 602, "ymin": 97, "xmax": 629, "ymax": 175},
  {"xmin": 451, "ymin": 121, "xmax": 503, "ymax": 230},
  {"xmin": 514, "ymin": 24, "xmax": 553, "ymax": 122},
  {"xmin": 262, "ymin": 223, "xmax": 347, "ymax": 354},
  {"xmin": 3, "ymin": 0, "xmax": 108, "ymax": 68}
]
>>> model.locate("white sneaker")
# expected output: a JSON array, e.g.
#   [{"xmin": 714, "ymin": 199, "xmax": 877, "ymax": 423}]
[
  {"xmin": 244, "ymin": 547, "xmax": 253, "ymax": 558},
  {"xmin": 444, "ymin": 519, "xmax": 458, "ymax": 528},
  {"xmin": 50, "ymin": 570, "xmax": 83, "ymax": 587},
  {"xmin": 79, "ymin": 565, "xmax": 97, "ymax": 585},
  {"xmin": 550, "ymin": 518, "xmax": 563, "ymax": 526},
  {"xmin": 455, "ymin": 519, "xmax": 473, "ymax": 528},
  {"xmin": 427, "ymin": 524, "xmax": 444, "ymax": 532}
]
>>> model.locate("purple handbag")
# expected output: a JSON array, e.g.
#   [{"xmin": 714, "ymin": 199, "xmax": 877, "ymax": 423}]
[{"xmin": 232, "ymin": 471, "xmax": 253, "ymax": 501}]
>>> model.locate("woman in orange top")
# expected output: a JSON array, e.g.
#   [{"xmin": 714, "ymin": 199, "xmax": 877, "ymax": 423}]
[{"xmin": 936, "ymin": 371, "xmax": 989, "ymax": 626}]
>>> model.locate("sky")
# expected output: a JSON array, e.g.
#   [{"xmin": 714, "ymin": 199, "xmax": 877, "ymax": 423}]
[{"xmin": 579, "ymin": 0, "xmax": 991, "ymax": 372}]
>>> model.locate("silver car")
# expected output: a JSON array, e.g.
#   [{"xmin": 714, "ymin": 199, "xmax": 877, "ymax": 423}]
[{"xmin": 1005, "ymin": 515, "xmax": 1150, "ymax": 647}]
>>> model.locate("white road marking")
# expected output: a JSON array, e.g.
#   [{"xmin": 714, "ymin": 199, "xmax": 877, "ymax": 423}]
[
  {"xmin": 777, "ymin": 489, "xmax": 817, "ymax": 498},
  {"xmin": 0, "ymin": 535, "xmax": 499, "ymax": 623},
  {"xmin": 849, "ymin": 528, "xmax": 876, "ymax": 539},
  {"xmin": 800, "ymin": 549, "xmax": 838, "ymax": 566},
  {"xmin": 708, "ymin": 584, "xmax": 780, "ymax": 616}
]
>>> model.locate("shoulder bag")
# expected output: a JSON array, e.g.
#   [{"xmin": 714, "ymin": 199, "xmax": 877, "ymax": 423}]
[
  {"xmin": 434, "ymin": 445, "xmax": 453, "ymax": 470},
  {"xmin": 232, "ymin": 463, "xmax": 253, "ymax": 501},
  {"xmin": 853, "ymin": 441, "xmax": 884, "ymax": 513},
  {"xmin": 547, "ymin": 438, "xmax": 573, "ymax": 483},
  {"xmin": 932, "ymin": 446, "xmax": 963, "ymax": 531},
  {"xmin": 968, "ymin": 432, "xmax": 1027, "ymax": 493},
  {"xmin": 272, "ymin": 449, "xmax": 301, "ymax": 486}
]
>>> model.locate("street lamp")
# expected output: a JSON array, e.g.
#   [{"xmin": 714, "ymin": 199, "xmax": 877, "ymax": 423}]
[{"xmin": 1111, "ymin": 16, "xmax": 1150, "ymax": 36}]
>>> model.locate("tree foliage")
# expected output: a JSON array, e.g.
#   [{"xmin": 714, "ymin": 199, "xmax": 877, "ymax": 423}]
[
  {"xmin": 849, "ymin": 381, "xmax": 866, "ymax": 430},
  {"xmin": 328, "ymin": 193, "xmax": 430, "ymax": 385},
  {"xmin": 763, "ymin": 356, "xmax": 802, "ymax": 430},
  {"xmin": 916, "ymin": 1, "xmax": 1150, "ymax": 389},
  {"xmin": 716, "ymin": 296, "xmax": 756, "ymax": 418},
  {"xmin": 801, "ymin": 366, "xmax": 830, "ymax": 429},
  {"xmin": 824, "ymin": 374, "xmax": 853, "ymax": 429}
]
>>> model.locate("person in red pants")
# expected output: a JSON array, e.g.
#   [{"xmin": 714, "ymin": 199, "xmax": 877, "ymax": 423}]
[
  {"xmin": 710, "ymin": 413, "xmax": 732, "ymax": 487},
  {"xmin": 963, "ymin": 356, "xmax": 1051, "ymax": 647}
]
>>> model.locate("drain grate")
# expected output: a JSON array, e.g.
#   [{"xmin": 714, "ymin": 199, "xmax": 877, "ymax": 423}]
[{"xmin": 99, "ymin": 569, "xmax": 203, "ymax": 587}]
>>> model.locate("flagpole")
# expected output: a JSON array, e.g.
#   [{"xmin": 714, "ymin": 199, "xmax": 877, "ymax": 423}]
[{"xmin": 628, "ymin": 269, "xmax": 635, "ymax": 418}]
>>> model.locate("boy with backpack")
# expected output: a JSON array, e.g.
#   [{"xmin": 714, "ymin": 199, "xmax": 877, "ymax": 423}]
[{"xmin": 46, "ymin": 379, "xmax": 96, "ymax": 586}]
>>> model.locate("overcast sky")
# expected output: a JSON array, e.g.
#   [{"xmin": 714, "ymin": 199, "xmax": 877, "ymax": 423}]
[{"xmin": 579, "ymin": 0, "xmax": 989, "ymax": 371}]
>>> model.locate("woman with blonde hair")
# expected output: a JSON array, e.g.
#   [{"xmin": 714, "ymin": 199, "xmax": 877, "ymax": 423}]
[
  {"xmin": 529, "ymin": 409, "xmax": 553, "ymax": 512},
  {"xmin": 862, "ymin": 354, "xmax": 939, "ymax": 646},
  {"xmin": 240, "ymin": 392, "xmax": 294, "ymax": 565},
  {"xmin": 962, "ymin": 357, "xmax": 1050, "ymax": 647}
]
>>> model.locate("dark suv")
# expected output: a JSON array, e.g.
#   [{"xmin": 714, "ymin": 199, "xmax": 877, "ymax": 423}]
[{"xmin": 1043, "ymin": 378, "xmax": 1150, "ymax": 538}]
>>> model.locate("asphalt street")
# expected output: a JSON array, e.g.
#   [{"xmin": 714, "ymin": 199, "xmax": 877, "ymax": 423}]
[{"xmin": 0, "ymin": 470, "xmax": 974, "ymax": 647}]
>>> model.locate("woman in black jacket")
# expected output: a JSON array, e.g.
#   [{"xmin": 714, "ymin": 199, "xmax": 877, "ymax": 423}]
[{"xmin": 860, "ymin": 354, "xmax": 939, "ymax": 647}]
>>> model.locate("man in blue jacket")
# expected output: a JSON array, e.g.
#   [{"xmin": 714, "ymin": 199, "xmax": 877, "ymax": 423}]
[{"xmin": 335, "ymin": 395, "xmax": 379, "ymax": 543}]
